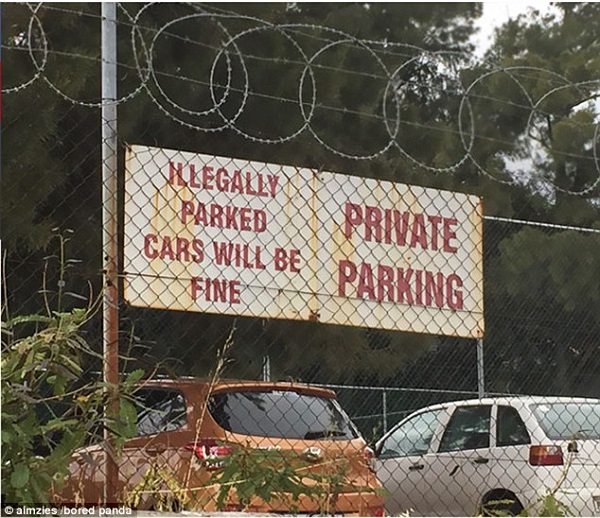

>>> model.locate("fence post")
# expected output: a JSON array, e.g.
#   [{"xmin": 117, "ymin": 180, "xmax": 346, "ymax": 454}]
[
  {"xmin": 382, "ymin": 389, "xmax": 388, "ymax": 434},
  {"xmin": 477, "ymin": 338, "xmax": 485, "ymax": 398},
  {"xmin": 262, "ymin": 355, "xmax": 271, "ymax": 381},
  {"xmin": 101, "ymin": 2, "xmax": 119, "ymax": 504}
]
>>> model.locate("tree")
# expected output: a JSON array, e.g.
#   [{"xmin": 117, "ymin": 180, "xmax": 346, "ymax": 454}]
[
  {"xmin": 482, "ymin": 2, "xmax": 600, "ymax": 224},
  {"xmin": 465, "ymin": 4, "xmax": 600, "ymax": 397}
]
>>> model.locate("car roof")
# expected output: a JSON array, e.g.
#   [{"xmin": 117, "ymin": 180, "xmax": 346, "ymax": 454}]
[
  {"xmin": 409, "ymin": 395, "xmax": 600, "ymax": 414},
  {"xmin": 137, "ymin": 377, "xmax": 338, "ymax": 398}
]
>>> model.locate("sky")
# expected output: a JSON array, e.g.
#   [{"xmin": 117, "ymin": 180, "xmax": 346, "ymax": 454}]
[{"xmin": 473, "ymin": 1, "xmax": 559, "ymax": 54}]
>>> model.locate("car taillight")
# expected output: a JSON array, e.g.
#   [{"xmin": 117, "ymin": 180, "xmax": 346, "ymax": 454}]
[
  {"xmin": 185, "ymin": 440, "xmax": 235, "ymax": 470},
  {"xmin": 370, "ymin": 505, "xmax": 386, "ymax": 517},
  {"xmin": 529, "ymin": 445, "xmax": 563, "ymax": 466},
  {"xmin": 363, "ymin": 446, "xmax": 376, "ymax": 472}
]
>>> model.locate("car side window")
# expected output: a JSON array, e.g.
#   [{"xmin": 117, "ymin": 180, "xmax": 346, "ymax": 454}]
[
  {"xmin": 497, "ymin": 405, "xmax": 530, "ymax": 447},
  {"xmin": 135, "ymin": 388, "xmax": 187, "ymax": 436},
  {"xmin": 379, "ymin": 409, "xmax": 443, "ymax": 458},
  {"xmin": 438, "ymin": 405, "xmax": 491, "ymax": 452}
]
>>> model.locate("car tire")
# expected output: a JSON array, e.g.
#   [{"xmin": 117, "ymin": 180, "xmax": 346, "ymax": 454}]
[{"xmin": 481, "ymin": 490, "xmax": 524, "ymax": 517}]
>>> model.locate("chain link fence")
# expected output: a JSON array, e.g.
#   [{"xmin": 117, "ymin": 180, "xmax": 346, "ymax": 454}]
[{"xmin": 2, "ymin": 3, "xmax": 599, "ymax": 516}]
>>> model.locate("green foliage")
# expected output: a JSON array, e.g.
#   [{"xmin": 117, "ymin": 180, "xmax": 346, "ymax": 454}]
[
  {"xmin": 1, "ymin": 4, "xmax": 102, "ymax": 253},
  {"xmin": 498, "ymin": 228, "xmax": 600, "ymax": 311},
  {"xmin": 532, "ymin": 492, "xmax": 571, "ymax": 517},
  {"xmin": 1, "ymin": 309, "xmax": 94, "ymax": 502},
  {"xmin": 483, "ymin": 225, "xmax": 600, "ymax": 396},
  {"xmin": 209, "ymin": 445, "xmax": 321, "ymax": 511},
  {"xmin": 486, "ymin": 3, "xmax": 600, "ymax": 217},
  {"xmin": 483, "ymin": 490, "xmax": 572, "ymax": 516},
  {"xmin": 124, "ymin": 463, "xmax": 193, "ymax": 512},
  {"xmin": 1, "ymin": 229, "xmax": 142, "ymax": 503},
  {"xmin": 1, "ymin": 307, "xmax": 142, "ymax": 503},
  {"xmin": 206, "ymin": 443, "xmax": 371, "ymax": 514}
]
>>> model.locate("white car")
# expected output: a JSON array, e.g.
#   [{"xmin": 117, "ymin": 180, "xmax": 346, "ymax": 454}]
[{"xmin": 374, "ymin": 396, "xmax": 600, "ymax": 516}]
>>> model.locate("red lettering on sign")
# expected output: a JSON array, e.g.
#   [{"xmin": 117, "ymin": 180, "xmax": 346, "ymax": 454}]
[
  {"xmin": 180, "ymin": 201, "xmax": 267, "ymax": 233},
  {"xmin": 143, "ymin": 233, "xmax": 204, "ymax": 263},
  {"xmin": 396, "ymin": 267, "xmax": 414, "ymax": 305},
  {"xmin": 212, "ymin": 241, "xmax": 266, "ymax": 270},
  {"xmin": 274, "ymin": 248, "xmax": 301, "ymax": 273},
  {"xmin": 216, "ymin": 167, "xmax": 228, "ymax": 191},
  {"xmin": 344, "ymin": 203, "xmax": 362, "ymax": 238},
  {"xmin": 365, "ymin": 206, "xmax": 382, "ymax": 242},
  {"xmin": 342, "ymin": 203, "xmax": 459, "ymax": 254},
  {"xmin": 424, "ymin": 271, "xmax": 444, "ymax": 308},
  {"xmin": 203, "ymin": 165, "xmax": 214, "ymax": 190},
  {"xmin": 446, "ymin": 273, "xmax": 463, "ymax": 310},
  {"xmin": 443, "ymin": 218, "xmax": 458, "ymax": 253},
  {"xmin": 144, "ymin": 233, "xmax": 159, "ymax": 259},
  {"xmin": 189, "ymin": 164, "xmax": 201, "ymax": 188},
  {"xmin": 377, "ymin": 264, "xmax": 394, "ymax": 302},
  {"xmin": 357, "ymin": 262, "xmax": 376, "ymax": 299},
  {"xmin": 409, "ymin": 213, "xmax": 427, "ymax": 250},
  {"xmin": 337, "ymin": 259, "xmax": 464, "ymax": 310},
  {"xmin": 338, "ymin": 260, "xmax": 356, "ymax": 297},
  {"xmin": 167, "ymin": 162, "xmax": 279, "ymax": 197},
  {"xmin": 191, "ymin": 277, "xmax": 241, "ymax": 304},
  {"xmin": 428, "ymin": 215, "xmax": 442, "ymax": 251},
  {"xmin": 169, "ymin": 162, "xmax": 186, "ymax": 187}
]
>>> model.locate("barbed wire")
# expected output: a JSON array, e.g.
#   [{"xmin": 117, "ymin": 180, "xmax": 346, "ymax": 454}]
[{"xmin": 3, "ymin": 2, "xmax": 599, "ymax": 195}]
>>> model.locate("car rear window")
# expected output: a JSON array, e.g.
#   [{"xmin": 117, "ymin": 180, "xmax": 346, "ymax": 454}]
[
  {"xmin": 208, "ymin": 390, "xmax": 359, "ymax": 440},
  {"xmin": 531, "ymin": 402, "xmax": 600, "ymax": 440},
  {"xmin": 135, "ymin": 388, "xmax": 187, "ymax": 436}
]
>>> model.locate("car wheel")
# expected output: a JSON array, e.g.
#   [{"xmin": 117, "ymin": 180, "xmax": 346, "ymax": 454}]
[{"xmin": 481, "ymin": 490, "xmax": 524, "ymax": 516}]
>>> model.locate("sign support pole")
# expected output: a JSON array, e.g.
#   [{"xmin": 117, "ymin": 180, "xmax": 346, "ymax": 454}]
[
  {"xmin": 102, "ymin": 2, "xmax": 119, "ymax": 504},
  {"xmin": 382, "ymin": 389, "xmax": 388, "ymax": 434},
  {"xmin": 477, "ymin": 338, "xmax": 485, "ymax": 398}
]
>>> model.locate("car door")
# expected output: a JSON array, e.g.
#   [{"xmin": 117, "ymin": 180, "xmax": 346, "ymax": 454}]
[
  {"xmin": 62, "ymin": 387, "xmax": 190, "ymax": 505},
  {"xmin": 120, "ymin": 387, "xmax": 190, "ymax": 494},
  {"xmin": 431, "ymin": 404, "xmax": 493, "ymax": 516},
  {"xmin": 374, "ymin": 408, "xmax": 447, "ymax": 516},
  {"xmin": 488, "ymin": 404, "xmax": 532, "ymax": 509}
]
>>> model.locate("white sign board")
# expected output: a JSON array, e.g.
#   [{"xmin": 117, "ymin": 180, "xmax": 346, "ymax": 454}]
[{"xmin": 124, "ymin": 145, "xmax": 484, "ymax": 338}]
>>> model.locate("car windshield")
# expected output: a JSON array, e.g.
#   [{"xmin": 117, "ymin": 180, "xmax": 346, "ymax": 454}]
[
  {"xmin": 208, "ymin": 390, "xmax": 359, "ymax": 440},
  {"xmin": 531, "ymin": 402, "xmax": 600, "ymax": 440}
]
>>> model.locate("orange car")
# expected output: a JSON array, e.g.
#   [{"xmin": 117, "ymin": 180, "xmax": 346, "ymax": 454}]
[{"xmin": 53, "ymin": 378, "xmax": 385, "ymax": 516}]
